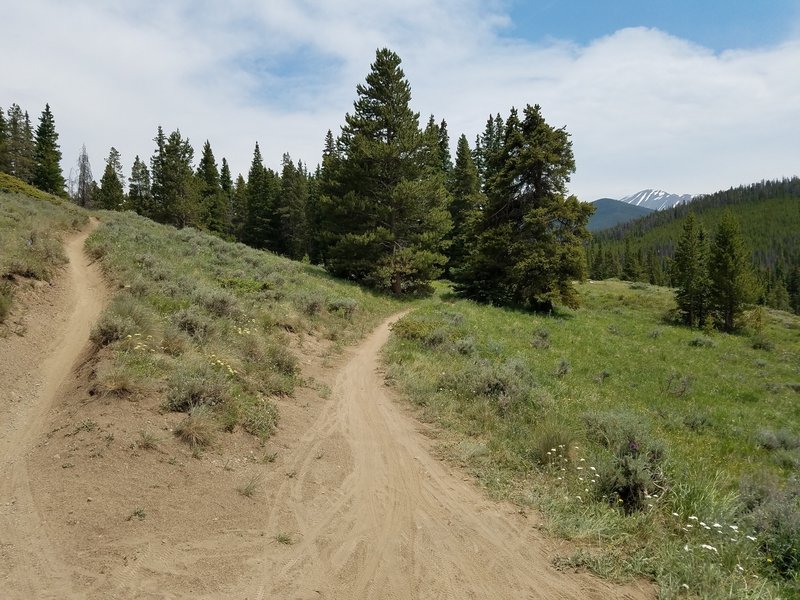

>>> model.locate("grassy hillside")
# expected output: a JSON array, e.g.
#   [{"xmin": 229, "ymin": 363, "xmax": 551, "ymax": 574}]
[
  {"xmin": 588, "ymin": 198, "xmax": 653, "ymax": 232},
  {"xmin": 84, "ymin": 209, "xmax": 403, "ymax": 446},
  {"xmin": 385, "ymin": 281, "xmax": 800, "ymax": 598},
  {"xmin": 0, "ymin": 173, "xmax": 88, "ymax": 327}
]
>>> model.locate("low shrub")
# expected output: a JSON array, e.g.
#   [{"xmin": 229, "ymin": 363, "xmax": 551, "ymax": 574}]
[
  {"xmin": 172, "ymin": 307, "xmax": 211, "ymax": 341},
  {"xmin": 166, "ymin": 364, "xmax": 230, "ymax": 411},
  {"xmin": 583, "ymin": 410, "xmax": 667, "ymax": 513},
  {"xmin": 327, "ymin": 297, "xmax": 358, "ymax": 318},
  {"xmin": 175, "ymin": 405, "xmax": 216, "ymax": 448},
  {"xmin": 90, "ymin": 311, "xmax": 137, "ymax": 346},
  {"xmin": 452, "ymin": 336, "xmax": 476, "ymax": 355},
  {"xmin": 0, "ymin": 280, "xmax": 13, "ymax": 323},
  {"xmin": 688, "ymin": 336, "xmax": 714, "ymax": 348},
  {"xmin": 751, "ymin": 334, "xmax": 775, "ymax": 351}
]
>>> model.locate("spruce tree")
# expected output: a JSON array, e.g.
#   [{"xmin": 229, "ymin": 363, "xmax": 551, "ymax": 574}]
[
  {"xmin": 152, "ymin": 129, "xmax": 198, "ymax": 227},
  {"xmin": 709, "ymin": 210, "xmax": 755, "ymax": 331},
  {"xmin": 196, "ymin": 140, "xmax": 228, "ymax": 234},
  {"xmin": 242, "ymin": 142, "xmax": 276, "ymax": 248},
  {"xmin": 673, "ymin": 213, "xmax": 711, "ymax": 327},
  {"xmin": 128, "ymin": 156, "xmax": 152, "ymax": 216},
  {"xmin": 32, "ymin": 103, "xmax": 66, "ymax": 196},
  {"xmin": 94, "ymin": 147, "xmax": 125, "ymax": 210},
  {"xmin": 276, "ymin": 154, "xmax": 309, "ymax": 260},
  {"xmin": 230, "ymin": 174, "xmax": 248, "ymax": 242},
  {"xmin": 0, "ymin": 107, "xmax": 8, "ymax": 174},
  {"xmin": 446, "ymin": 134, "xmax": 483, "ymax": 275},
  {"xmin": 5, "ymin": 105, "xmax": 35, "ymax": 182},
  {"xmin": 320, "ymin": 48, "xmax": 451, "ymax": 294},
  {"xmin": 455, "ymin": 105, "xmax": 592, "ymax": 310}
]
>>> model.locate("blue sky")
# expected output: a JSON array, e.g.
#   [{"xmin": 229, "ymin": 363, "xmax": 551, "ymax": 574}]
[
  {"xmin": 507, "ymin": 0, "xmax": 799, "ymax": 51},
  {"xmin": 2, "ymin": 1, "xmax": 799, "ymax": 200}
]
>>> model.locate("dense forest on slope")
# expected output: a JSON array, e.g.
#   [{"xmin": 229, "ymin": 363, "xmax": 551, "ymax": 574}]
[{"xmin": 588, "ymin": 178, "xmax": 800, "ymax": 313}]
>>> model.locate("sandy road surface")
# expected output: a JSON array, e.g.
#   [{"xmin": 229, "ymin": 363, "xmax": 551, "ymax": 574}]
[
  {"xmin": 0, "ymin": 224, "xmax": 651, "ymax": 599},
  {"xmin": 0, "ymin": 221, "xmax": 106, "ymax": 599},
  {"xmin": 234, "ymin": 314, "xmax": 651, "ymax": 600}
]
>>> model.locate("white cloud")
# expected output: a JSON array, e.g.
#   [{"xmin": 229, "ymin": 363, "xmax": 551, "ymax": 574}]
[{"xmin": 1, "ymin": 1, "xmax": 798, "ymax": 200}]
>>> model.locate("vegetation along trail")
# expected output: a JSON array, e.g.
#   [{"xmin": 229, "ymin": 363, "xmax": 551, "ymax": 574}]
[
  {"xmin": 0, "ymin": 219, "xmax": 107, "ymax": 599},
  {"xmin": 238, "ymin": 313, "xmax": 651, "ymax": 600}
]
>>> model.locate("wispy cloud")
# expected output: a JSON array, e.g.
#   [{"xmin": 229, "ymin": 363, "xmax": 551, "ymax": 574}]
[{"xmin": 2, "ymin": 1, "xmax": 798, "ymax": 199}]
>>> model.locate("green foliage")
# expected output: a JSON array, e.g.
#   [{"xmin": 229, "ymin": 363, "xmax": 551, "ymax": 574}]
[
  {"xmin": 32, "ymin": 103, "xmax": 66, "ymax": 197},
  {"xmin": 455, "ymin": 105, "xmax": 593, "ymax": 311},
  {"xmin": 319, "ymin": 48, "xmax": 451, "ymax": 294},
  {"xmin": 709, "ymin": 211, "xmax": 757, "ymax": 331},
  {"xmin": 94, "ymin": 147, "xmax": 125, "ymax": 210},
  {"xmin": 673, "ymin": 212, "xmax": 711, "ymax": 327},
  {"xmin": 385, "ymin": 280, "xmax": 800, "ymax": 596}
]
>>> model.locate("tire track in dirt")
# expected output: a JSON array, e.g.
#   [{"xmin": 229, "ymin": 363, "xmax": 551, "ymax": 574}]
[
  {"xmin": 241, "ymin": 313, "xmax": 653, "ymax": 600},
  {"xmin": 0, "ymin": 220, "xmax": 106, "ymax": 599}
]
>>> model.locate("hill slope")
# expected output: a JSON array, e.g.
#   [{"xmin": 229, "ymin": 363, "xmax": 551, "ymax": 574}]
[
  {"xmin": 588, "ymin": 198, "xmax": 654, "ymax": 231},
  {"xmin": 589, "ymin": 178, "xmax": 800, "ymax": 311}
]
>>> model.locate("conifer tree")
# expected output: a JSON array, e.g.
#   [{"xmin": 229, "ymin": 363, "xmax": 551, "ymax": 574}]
[
  {"xmin": 275, "ymin": 154, "xmax": 309, "ymax": 260},
  {"xmin": 446, "ymin": 134, "xmax": 483, "ymax": 275},
  {"xmin": 455, "ymin": 105, "xmax": 592, "ymax": 310},
  {"xmin": 5, "ymin": 105, "xmax": 35, "ymax": 182},
  {"xmin": 0, "ymin": 107, "xmax": 8, "ymax": 174},
  {"xmin": 128, "ymin": 156, "xmax": 152, "ymax": 216},
  {"xmin": 151, "ymin": 129, "xmax": 198, "ymax": 227},
  {"xmin": 196, "ymin": 140, "xmax": 228, "ymax": 234},
  {"xmin": 319, "ymin": 48, "xmax": 451, "ymax": 294},
  {"xmin": 94, "ymin": 147, "xmax": 125, "ymax": 209},
  {"xmin": 32, "ymin": 103, "xmax": 66, "ymax": 196},
  {"xmin": 74, "ymin": 144, "xmax": 93, "ymax": 207},
  {"xmin": 709, "ymin": 210, "xmax": 755, "ymax": 331},
  {"xmin": 242, "ymin": 142, "xmax": 276, "ymax": 248},
  {"xmin": 673, "ymin": 212, "xmax": 711, "ymax": 327},
  {"xmin": 230, "ymin": 174, "xmax": 248, "ymax": 241}
]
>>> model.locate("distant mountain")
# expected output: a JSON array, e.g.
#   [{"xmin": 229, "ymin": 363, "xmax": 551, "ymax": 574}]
[
  {"xmin": 588, "ymin": 198, "xmax": 653, "ymax": 232},
  {"xmin": 619, "ymin": 189, "xmax": 693, "ymax": 211}
]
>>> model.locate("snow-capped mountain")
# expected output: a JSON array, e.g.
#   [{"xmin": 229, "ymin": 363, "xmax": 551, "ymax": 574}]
[{"xmin": 619, "ymin": 189, "xmax": 693, "ymax": 211}]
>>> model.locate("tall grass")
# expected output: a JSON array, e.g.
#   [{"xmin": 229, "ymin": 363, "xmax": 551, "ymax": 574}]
[{"xmin": 385, "ymin": 280, "xmax": 800, "ymax": 598}]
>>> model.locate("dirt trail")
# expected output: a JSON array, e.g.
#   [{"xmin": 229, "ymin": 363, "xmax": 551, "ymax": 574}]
[
  {"xmin": 0, "ymin": 220, "xmax": 106, "ymax": 599},
  {"xmin": 1, "ymin": 227, "xmax": 651, "ymax": 598},
  {"xmin": 236, "ymin": 314, "xmax": 651, "ymax": 600}
]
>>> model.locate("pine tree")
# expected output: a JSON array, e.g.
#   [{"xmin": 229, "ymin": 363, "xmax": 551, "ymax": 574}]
[
  {"xmin": 320, "ymin": 48, "xmax": 451, "ymax": 294},
  {"xmin": 196, "ymin": 140, "xmax": 228, "ymax": 234},
  {"xmin": 275, "ymin": 154, "xmax": 309, "ymax": 260},
  {"xmin": 622, "ymin": 239, "xmax": 644, "ymax": 281},
  {"xmin": 242, "ymin": 142, "xmax": 276, "ymax": 248},
  {"xmin": 446, "ymin": 134, "xmax": 483, "ymax": 275},
  {"xmin": 455, "ymin": 105, "xmax": 592, "ymax": 310},
  {"xmin": 94, "ymin": 147, "xmax": 125, "ymax": 210},
  {"xmin": 0, "ymin": 107, "xmax": 8, "ymax": 174},
  {"xmin": 128, "ymin": 155, "xmax": 152, "ymax": 216},
  {"xmin": 230, "ymin": 174, "xmax": 248, "ymax": 241},
  {"xmin": 5, "ymin": 105, "xmax": 35, "ymax": 182},
  {"xmin": 32, "ymin": 104, "xmax": 66, "ymax": 196},
  {"xmin": 709, "ymin": 210, "xmax": 756, "ymax": 331},
  {"xmin": 151, "ymin": 129, "xmax": 198, "ymax": 227},
  {"xmin": 673, "ymin": 213, "xmax": 711, "ymax": 327},
  {"xmin": 74, "ymin": 144, "xmax": 93, "ymax": 207}
]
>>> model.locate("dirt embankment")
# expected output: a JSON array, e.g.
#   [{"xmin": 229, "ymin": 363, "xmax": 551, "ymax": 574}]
[{"xmin": 0, "ymin": 223, "xmax": 652, "ymax": 599}]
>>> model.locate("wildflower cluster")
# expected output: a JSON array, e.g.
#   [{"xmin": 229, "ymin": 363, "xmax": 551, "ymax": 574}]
[
  {"xmin": 125, "ymin": 333, "xmax": 156, "ymax": 353},
  {"xmin": 208, "ymin": 353, "xmax": 239, "ymax": 377}
]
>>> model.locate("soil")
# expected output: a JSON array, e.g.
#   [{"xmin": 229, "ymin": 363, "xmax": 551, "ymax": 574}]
[{"xmin": 0, "ymin": 223, "xmax": 654, "ymax": 599}]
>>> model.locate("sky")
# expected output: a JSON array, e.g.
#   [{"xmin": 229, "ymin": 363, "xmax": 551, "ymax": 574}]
[{"xmin": 2, "ymin": 0, "xmax": 799, "ymax": 200}]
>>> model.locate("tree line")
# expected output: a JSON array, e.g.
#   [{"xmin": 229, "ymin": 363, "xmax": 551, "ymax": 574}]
[
  {"xmin": 1, "ymin": 48, "xmax": 592, "ymax": 311},
  {"xmin": 588, "ymin": 179, "xmax": 800, "ymax": 315}
]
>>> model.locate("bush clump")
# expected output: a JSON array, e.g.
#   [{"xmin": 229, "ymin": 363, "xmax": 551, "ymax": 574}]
[
  {"xmin": 327, "ymin": 297, "xmax": 358, "ymax": 318},
  {"xmin": 583, "ymin": 410, "xmax": 667, "ymax": 513},
  {"xmin": 166, "ymin": 364, "xmax": 230, "ymax": 411},
  {"xmin": 172, "ymin": 307, "xmax": 211, "ymax": 341},
  {"xmin": 0, "ymin": 280, "xmax": 13, "ymax": 323},
  {"xmin": 175, "ymin": 405, "xmax": 216, "ymax": 449}
]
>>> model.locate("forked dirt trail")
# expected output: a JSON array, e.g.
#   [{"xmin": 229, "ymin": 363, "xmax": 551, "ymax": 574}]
[
  {"xmin": 0, "ymin": 224, "xmax": 651, "ymax": 599},
  {"xmin": 0, "ymin": 220, "xmax": 106, "ymax": 599},
  {"xmin": 237, "ymin": 314, "xmax": 651, "ymax": 600}
]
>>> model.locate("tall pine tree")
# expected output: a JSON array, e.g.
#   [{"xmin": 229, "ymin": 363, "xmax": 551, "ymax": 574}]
[
  {"xmin": 74, "ymin": 144, "xmax": 93, "ymax": 207},
  {"xmin": 128, "ymin": 155, "xmax": 152, "ymax": 216},
  {"xmin": 319, "ymin": 48, "xmax": 451, "ymax": 294},
  {"xmin": 32, "ymin": 104, "xmax": 66, "ymax": 196},
  {"xmin": 455, "ymin": 105, "xmax": 592, "ymax": 310},
  {"xmin": 709, "ymin": 210, "xmax": 756, "ymax": 331},
  {"xmin": 446, "ymin": 134, "xmax": 483, "ymax": 276},
  {"xmin": 94, "ymin": 147, "xmax": 125, "ymax": 210},
  {"xmin": 673, "ymin": 212, "xmax": 711, "ymax": 327},
  {"xmin": 196, "ymin": 140, "xmax": 228, "ymax": 235}
]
